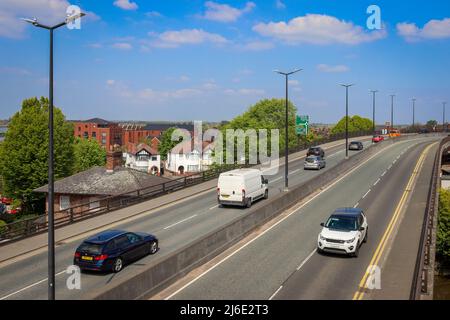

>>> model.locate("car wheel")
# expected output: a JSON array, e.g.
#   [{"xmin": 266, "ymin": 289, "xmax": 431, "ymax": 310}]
[
  {"xmin": 112, "ymin": 257, "xmax": 123, "ymax": 273},
  {"xmin": 352, "ymin": 242, "xmax": 360, "ymax": 258},
  {"xmin": 363, "ymin": 228, "xmax": 368, "ymax": 243},
  {"xmin": 264, "ymin": 190, "xmax": 268, "ymax": 199},
  {"xmin": 149, "ymin": 241, "xmax": 158, "ymax": 254},
  {"xmin": 317, "ymin": 247, "xmax": 323, "ymax": 255},
  {"xmin": 246, "ymin": 198, "xmax": 252, "ymax": 208}
]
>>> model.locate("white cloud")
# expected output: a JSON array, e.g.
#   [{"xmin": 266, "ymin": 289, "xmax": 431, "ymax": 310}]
[
  {"xmin": 253, "ymin": 14, "xmax": 387, "ymax": 45},
  {"xmin": 317, "ymin": 64, "xmax": 350, "ymax": 73},
  {"xmin": 225, "ymin": 88, "xmax": 265, "ymax": 96},
  {"xmin": 112, "ymin": 42, "xmax": 133, "ymax": 50},
  {"xmin": 202, "ymin": 1, "xmax": 255, "ymax": 23},
  {"xmin": 114, "ymin": 0, "xmax": 138, "ymax": 11},
  {"xmin": 288, "ymin": 79, "xmax": 300, "ymax": 86},
  {"xmin": 88, "ymin": 43, "xmax": 103, "ymax": 49},
  {"xmin": 0, "ymin": 66, "xmax": 31, "ymax": 75},
  {"xmin": 275, "ymin": 0, "xmax": 286, "ymax": 10},
  {"xmin": 397, "ymin": 18, "xmax": 450, "ymax": 42},
  {"xmin": 241, "ymin": 40, "xmax": 274, "ymax": 51},
  {"xmin": 150, "ymin": 28, "xmax": 228, "ymax": 48},
  {"xmin": 0, "ymin": 0, "xmax": 98, "ymax": 39},
  {"xmin": 145, "ymin": 11, "xmax": 162, "ymax": 18},
  {"xmin": 106, "ymin": 79, "xmax": 116, "ymax": 85}
]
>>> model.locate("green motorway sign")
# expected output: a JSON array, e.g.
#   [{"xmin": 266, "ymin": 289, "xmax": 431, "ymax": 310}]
[{"xmin": 296, "ymin": 115, "xmax": 309, "ymax": 135}]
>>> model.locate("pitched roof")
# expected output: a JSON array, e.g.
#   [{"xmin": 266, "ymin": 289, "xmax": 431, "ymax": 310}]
[
  {"xmin": 128, "ymin": 143, "xmax": 159, "ymax": 155},
  {"xmin": 84, "ymin": 118, "xmax": 112, "ymax": 125},
  {"xmin": 34, "ymin": 166, "xmax": 170, "ymax": 196}
]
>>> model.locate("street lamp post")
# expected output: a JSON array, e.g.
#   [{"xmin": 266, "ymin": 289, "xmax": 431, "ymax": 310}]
[
  {"xmin": 412, "ymin": 98, "xmax": 416, "ymax": 131},
  {"xmin": 341, "ymin": 84, "xmax": 354, "ymax": 159},
  {"xmin": 22, "ymin": 12, "xmax": 85, "ymax": 301},
  {"xmin": 444, "ymin": 102, "xmax": 447, "ymax": 133},
  {"xmin": 370, "ymin": 90, "xmax": 378, "ymax": 136},
  {"xmin": 390, "ymin": 94, "xmax": 395, "ymax": 132},
  {"xmin": 274, "ymin": 68, "xmax": 302, "ymax": 190}
]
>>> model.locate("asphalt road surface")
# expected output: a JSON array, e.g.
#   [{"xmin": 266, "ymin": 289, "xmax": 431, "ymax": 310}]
[
  {"xmin": 0, "ymin": 139, "xmax": 373, "ymax": 299},
  {"xmin": 166, "ymin": 136, "xmax": 439, "ymax": 300}
]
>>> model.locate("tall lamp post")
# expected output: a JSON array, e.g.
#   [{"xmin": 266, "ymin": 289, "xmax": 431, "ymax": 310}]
[
  {"xmin": 341, "ymin": 84, "xmax": 354, "ymax": 159},
  {"xmin": 390, "ymin": 94, "xmax": 396, "ymax": 132},
  {"xmin": 274, "ymin": 68, "xmax": 302, "ymax": 190},
  {"xmin": 412, "ymin": 98, "xmax": 416, "ymax": 131},
  {"xmin": 370, "ymin": 90, "xmax": 378, "ymax": 136},
  {"xmin": 444, "ymin": 102, "xmax": 447, "ymax": 133},
  {"xmin": 22, "ymin": 12, "xmax": 85, "ymax": 301}
]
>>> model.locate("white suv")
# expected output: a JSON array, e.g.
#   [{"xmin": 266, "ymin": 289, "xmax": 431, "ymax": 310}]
[{"xmin": 317, "ymin": 208, "xmax": 368, "ymax": 257}]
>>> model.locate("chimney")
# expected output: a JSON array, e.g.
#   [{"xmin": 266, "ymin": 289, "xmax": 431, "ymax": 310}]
[{"xmin": 106, "ymin": 150, "xmax": 122, "ymax": 172}]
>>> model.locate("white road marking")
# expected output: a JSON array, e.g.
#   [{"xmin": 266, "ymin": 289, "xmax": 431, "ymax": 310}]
[
  {"xmin": 381, "ymin": 171, "xmax": 386, "ymax": 177},
  {"xmin": 362, "ymin": 190, "xmax": 371, "ymax": 199},
  {"xmin": 209, "ymin": 205, "xmax": 219, "ymax": 210},
  {"xmin": 374, "ymin": 178, "xmax": 381, "ymax": 186},
  {"xmin": 354, "ymin": 203, "xmax": 359, "ymax": 208},
  {"xmin": 290, "ymin": 169, "xmax": 300, "ymax": 175},
  {"xmin": 163, "ymin": 214, "xmax": 198, "ymax": 230},
  {"xmin": 163, "ymin": 142, "xmax": 399, "ymax": 300},
  {"xmin": 269, "ymin": 286, "xmax": 283, "ymax": 300},
  {"xmin": 0, "ymin": 270, "xmax": 66, "ymax": 300},
  {"xmin": 296, "ymin": 249, "xmax": 316, "ymax": 271}
]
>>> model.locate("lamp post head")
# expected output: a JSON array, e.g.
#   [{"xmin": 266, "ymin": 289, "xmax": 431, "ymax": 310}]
[
  {"xmin": 65, "ymin": 12, "xmax": 85, "ymax": 24},
  {"xmin": 21, "ymin": 17, "xmax": 39, "ymax": 26}
]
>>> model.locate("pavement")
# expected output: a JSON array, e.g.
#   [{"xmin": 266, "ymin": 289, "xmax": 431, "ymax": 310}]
[
  {"xmin": 0, "ymin": 135, "xmax": 375, "ymax": 300},
  {"xmin": 153, "ymin": 136, "xmax": 440, "ymax": 300}
]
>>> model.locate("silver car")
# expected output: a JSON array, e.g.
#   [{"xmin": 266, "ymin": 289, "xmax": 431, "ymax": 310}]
[{"xmin": 304, "ymin": 156, "xmax": 326, "ymax": 170}]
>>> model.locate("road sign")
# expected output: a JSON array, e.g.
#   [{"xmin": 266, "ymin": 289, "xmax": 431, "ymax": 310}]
[{"xmin": 296, "ymin": 115, "xmax": 309, "ymax": 135}]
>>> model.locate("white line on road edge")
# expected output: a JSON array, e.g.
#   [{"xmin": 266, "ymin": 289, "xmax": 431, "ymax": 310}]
[
  {"xmin": 163, "ymin": 141, "xmax": 403, "ymax": 300},
  {"xmin": 381, "ymin": 171, "xmax": 386, "ymax": 177},
  {"xmin": 374, "ymin": 178, "xmax": 381, "ymax": 186},
  {"xmin": 269, "ymin": 286, "xmax": 283, "ymax": 300},
  {"xmin": 0, "ymin": 270, "xmax": 66, "ymax": 300},
  {"xmin": 163, "ymin": 215, "xmax": 198, "ymax": 230},
  {"xmin": 296, "ymin": 249, "xmax": 316, "ymax": 271}
]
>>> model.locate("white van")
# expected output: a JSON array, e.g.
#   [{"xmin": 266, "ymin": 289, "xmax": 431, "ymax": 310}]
[{"xmin": 217, "ymin": 168, "xmax": 268, "ymax": 208}]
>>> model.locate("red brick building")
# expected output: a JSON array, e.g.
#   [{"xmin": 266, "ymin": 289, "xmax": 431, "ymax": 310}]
[{"xmin": 73, "ymin": 118, "xmax": 122, "ymax": 151}]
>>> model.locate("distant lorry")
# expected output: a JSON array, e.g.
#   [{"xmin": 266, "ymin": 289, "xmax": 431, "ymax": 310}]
[
  {"xmin": 217, "ymin": 168, "xmax": 268, "ymax": 208},
  {"xmin": 389, "ymin": 129, "xmax": 401, "ymax": 138}
]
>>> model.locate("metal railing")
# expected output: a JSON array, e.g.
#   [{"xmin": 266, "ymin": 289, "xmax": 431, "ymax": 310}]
[
  {"xmin": 411, "ymin": 136, "xmax": 450, "ymax": 299},
  {"xmin": 0, "ymin": 130, "xmax": 372, "ymax": 244}
]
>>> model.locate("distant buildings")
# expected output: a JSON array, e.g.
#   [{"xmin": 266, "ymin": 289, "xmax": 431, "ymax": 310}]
[
  {"xmin": 34, "ymin": 150, "xmax": 170, "ymax": 215},
  {"xmin": 124, "ymin": 143, "xmax": 161, "ymax": 174},
  {"xmin": 72, "ymin": 118, "xmax": 122, "ymax": 151},
  {"xmin": 166, "ymin": 139, "xmax": 215, "ymax": 175}
]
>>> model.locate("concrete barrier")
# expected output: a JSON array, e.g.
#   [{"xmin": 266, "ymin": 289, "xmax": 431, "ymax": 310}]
[{"xmin": 88, "ymin": 135, "xmax": 422, "ymax": 300}]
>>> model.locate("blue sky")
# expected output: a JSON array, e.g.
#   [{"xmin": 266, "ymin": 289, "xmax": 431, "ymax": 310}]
[{"xmin": 0, "ymin": 0, "xmax": 449, "ymax": 125}]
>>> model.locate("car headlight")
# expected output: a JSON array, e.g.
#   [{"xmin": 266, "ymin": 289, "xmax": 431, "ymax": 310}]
[
  {"xmin": 319, "ymin": 234, "xmax": 326, "ymax": 240},
  {"xmin": 346, "ymin": 237, "xmax": 356, "ymax": 243}
]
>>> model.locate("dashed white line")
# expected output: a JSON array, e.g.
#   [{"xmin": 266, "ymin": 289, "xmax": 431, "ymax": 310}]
[
  {"xmin": 209, "ymin": 205, "xmax": 219, "ymax": 210},
  {"xmin": 362, "ymin": 189, "xmax": 371, "ymax": 199},
  {"xmin": 354, "ymin": 202, "xmax": 359, "ymax": 208},
  {"xmin": 0, "ymin": 270, "xmax": 66, "ymax": 300},
  {"xmin": 163, "ymin": 214, "xmax": 197, "ymax": 230},
  {"xmin": 381, "ymin": 171, "xmax": 387, "ymax": 177},
  {"xmin": 269, "ymin": 286, "xmax": 283, "ymax": 300},
  {"xmin": 296, "ymin": 249, "xmax": 316, "ymax": 271},
  {"xmin": 374, "ymin": 178, "xmax": 381, "ymax": 186}
]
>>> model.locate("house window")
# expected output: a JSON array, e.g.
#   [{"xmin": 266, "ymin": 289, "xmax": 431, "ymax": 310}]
[
  {"xmin": 92, "ymin": 132, "xmax": 97, "ymax": 138},
  {"xmin": 83, "ymin": 132, "xmax": 89, "ymax": 139},
  {"xmin": 60, "ymin": 195, "xmax": 70, "ymax": 211},
  {"xmin": 151, "ymin": 156, "xmax": 157, "ymax": 161}
]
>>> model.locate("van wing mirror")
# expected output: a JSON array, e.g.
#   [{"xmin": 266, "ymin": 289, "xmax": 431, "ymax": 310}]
[{"xmin": 263, "ymin": 178, "xmax": 268, "ymax": 184}]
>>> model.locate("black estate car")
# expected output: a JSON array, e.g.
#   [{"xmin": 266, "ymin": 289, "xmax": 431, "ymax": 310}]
[{"xmin": 74, "ymin": 230, "xmax": 159, "ymax": 273}]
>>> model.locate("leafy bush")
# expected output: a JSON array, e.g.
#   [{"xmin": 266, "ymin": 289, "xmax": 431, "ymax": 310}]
[
  {"xmin": 437, "ymin": 189, "xmax": 450, "ymax": 265},
  {"xmin": 0, "ymin": 220, "xmax": 6, "ymax": 236}
]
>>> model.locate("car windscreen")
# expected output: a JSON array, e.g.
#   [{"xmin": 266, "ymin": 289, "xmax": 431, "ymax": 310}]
[
  {"xmin": 325, "ymin": 216, "xmax": 358, "ymax": 231},
  {"xmin": 306, "ymin": 157, "xmax": 317, "ymax": 163},
  {"xmin": 78, "ymin": 242, "xmax": 103, "ymax": 254}
]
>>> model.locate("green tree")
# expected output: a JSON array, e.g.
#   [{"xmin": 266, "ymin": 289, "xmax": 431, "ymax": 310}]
[
  {"xmin": 331, "ymin": 115, "xmax": 374, "ymax": 135},
  {"xmin": 437, "ymin": 188, "xmax": 450, "ymax": 265},
  {"xmin": 159, "ymin": 127, "xmax": 190, "ymax": 161},
  {"xmin": 218, "ymin": 98, "xmax": 298, "ymax": 163},
  {"xmin": 0, "ymin": 97, "xmax": 74, "ymax": 212},
  {"xmin": 426, "ymin": 120, "xmax": 438, "ymax": 130},
  {"xmin": 73, "ymin": 137, "xmax": 106, "ymax": 173}
]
